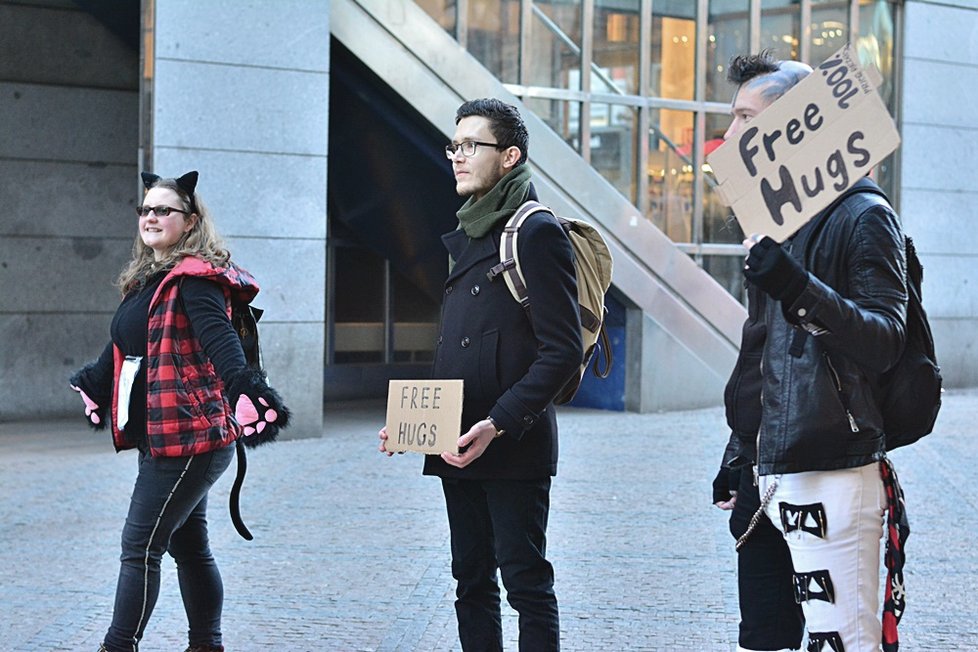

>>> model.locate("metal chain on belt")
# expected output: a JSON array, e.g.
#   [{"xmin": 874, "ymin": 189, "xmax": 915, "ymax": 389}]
[{"xmin": 735, "ymin": 477, "xmax": 779, "ymax": 551}]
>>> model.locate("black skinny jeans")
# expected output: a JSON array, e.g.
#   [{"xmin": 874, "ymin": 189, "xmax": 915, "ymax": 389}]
[
  {"xmin": 730, "ymin": 468, "xmax": 804, "ymax": 651},
  {"xmin": 102, "ymin": 444, "xmax": 234, "ymax": 652},
  {"xmin": 442, "ymin": 477, "xmax": 560, "ymax": 652}
]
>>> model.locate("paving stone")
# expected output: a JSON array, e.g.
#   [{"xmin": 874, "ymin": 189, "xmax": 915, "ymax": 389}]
[{"xmin": 1, "ymin": 389, "xmax": 975, "ymax": 650}]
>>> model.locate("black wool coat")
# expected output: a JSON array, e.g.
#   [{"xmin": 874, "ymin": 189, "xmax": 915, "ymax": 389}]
[{"xmin": 423, "ymin": 188, "xmax": 584, "ymax": 480}]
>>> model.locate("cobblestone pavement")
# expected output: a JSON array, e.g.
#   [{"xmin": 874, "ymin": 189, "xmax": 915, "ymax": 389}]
[{"xmin": 2, "ymin": 389, "xmax": 976, "ymax": 651}]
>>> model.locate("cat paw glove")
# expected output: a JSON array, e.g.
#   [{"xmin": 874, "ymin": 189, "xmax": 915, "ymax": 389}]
[
  {"xmin": 226, "ymin": 368, "xmax": 290, "ymax": 447},
  {"xmin": 69, "ymin": 363, "xmax": 110, "ymax": 431},
  {"xmin": 70, "ymin": 385, "xmax": 106, "ymax": 428}
]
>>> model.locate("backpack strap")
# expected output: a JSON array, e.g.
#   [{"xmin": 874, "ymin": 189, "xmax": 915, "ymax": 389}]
[
  {"xmin": 790, "ymin": 178, "xmax": 890, "ymax": 266},
  {"xmin": 488, "ymin": 201, "xmax": 616, "ymax": 395},
  {"xmin": 593, "ymin": 316, "xmax": 613, "ymax": 379},
  {"xmin": 486, "ymin": 200, "xmax": 554, "ymax": 309}
]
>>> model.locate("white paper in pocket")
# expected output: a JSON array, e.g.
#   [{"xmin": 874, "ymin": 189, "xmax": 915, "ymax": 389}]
[{"xmin": 117, "ymin": 355, "xmax": 143, "ymax": 431}]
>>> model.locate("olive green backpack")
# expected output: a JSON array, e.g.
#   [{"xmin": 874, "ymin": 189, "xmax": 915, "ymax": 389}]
[{"xmin": 487, "ymin": 200, "xmax": 614, "ymax": 404}]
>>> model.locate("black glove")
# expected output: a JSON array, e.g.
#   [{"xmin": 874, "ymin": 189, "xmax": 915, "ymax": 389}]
[
  {"xmin": 744, "ymin": 236, "xmax": 808, "ymax": 305},
  {"xmin": 712, "ymin": 465, "xmax": 742, "ymax": 504}
]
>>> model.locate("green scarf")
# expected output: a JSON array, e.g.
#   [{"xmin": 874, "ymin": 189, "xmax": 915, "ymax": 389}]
[{"xmin": 456, "ymin": 164, "xmax": 532, "ymax": 239}]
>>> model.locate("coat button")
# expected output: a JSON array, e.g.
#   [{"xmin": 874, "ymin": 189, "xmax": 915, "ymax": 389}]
[
  {"xmin": 437, "ymin": 335, "xmax": 443, "ymax": 345},
  {"xmin": 446, "ymin": 285, "xmax": 453, "ymax": 295},
  {"xmin": 522, "ymin": 415, "xmax": 534, "ymax": 426},
  {"xmin": 471, "ymin": 285, "xmax": 480, "ymax": 296},
  {"xmin": 797, "ymin": 307, "xmax": 807, "ymax": 317},
  {"xmin": 461, "ymin": 337, "xmax": 470, "ymax": 348}
]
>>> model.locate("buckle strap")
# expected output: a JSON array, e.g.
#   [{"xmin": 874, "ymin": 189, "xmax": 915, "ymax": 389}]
[
  {"xmin": 792, "ymin": 569, "xmax": 835, "ymax": 604},
  {"xmin": 807, "ymin": 631, "xmax": 845, "ymax": 652},
  {"xmin": 487, "ymin": 258, "xmax": 516, "ymax": 281}
]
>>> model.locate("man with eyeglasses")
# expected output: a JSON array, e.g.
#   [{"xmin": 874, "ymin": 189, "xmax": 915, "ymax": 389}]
[{"xmin": 380, "ymin": 98, "xmax": 582, "ymax": 651}]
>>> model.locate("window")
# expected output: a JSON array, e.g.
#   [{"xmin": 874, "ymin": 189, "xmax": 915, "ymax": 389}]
[{"xmin": 416, "ymin": 0, "xmax": 902, "ymax": 301}]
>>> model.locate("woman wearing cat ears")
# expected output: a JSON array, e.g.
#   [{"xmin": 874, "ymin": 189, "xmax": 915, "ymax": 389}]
[{"xmin": 70, "ymin": 170, "xmax": 289, "ymax": 652}]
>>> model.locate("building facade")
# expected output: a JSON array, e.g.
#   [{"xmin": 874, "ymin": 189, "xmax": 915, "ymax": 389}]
[{"xmin": 1, "ymin": 0, "xmax": 975, "ymax": 434}]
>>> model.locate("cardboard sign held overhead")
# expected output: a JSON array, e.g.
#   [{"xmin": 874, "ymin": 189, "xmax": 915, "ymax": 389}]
[
  {"xmin": 385, "ymin": 380, "xmax": 463, "ymax": 455},
  {"xmin": 707, "ymin": 44, "xmax": 900, "ymax": 242}
]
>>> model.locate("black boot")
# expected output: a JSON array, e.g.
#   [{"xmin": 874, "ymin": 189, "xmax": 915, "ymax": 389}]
[{"xmin": 184, "ymin": 646, "xmax": 224, "ymax": 652}]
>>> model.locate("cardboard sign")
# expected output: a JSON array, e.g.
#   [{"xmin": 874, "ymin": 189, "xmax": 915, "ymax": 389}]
[
  {"xmin": 707, "ymin": 44, "xmax": 900, "ymax": 242},
  {"xmin": 385, "ymin": 380, "xmax": 463, "ymax": 454}
]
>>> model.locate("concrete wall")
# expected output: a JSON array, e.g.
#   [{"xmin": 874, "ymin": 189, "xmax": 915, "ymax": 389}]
[
  {"xmin": 148, "ymin": 0, "xmax": 330, "ymax": 438},
  {"xmin": 626, "ymin": 312, "xmax": 728, "ymax": 413},
  {"xmin": 0, "ymin": 0, "xmax": 330, "ymax": 439},
  {"xmin": 0, "ymin": 0, "xmax": 139, "ymax": 420},
  {"xmin": 901, "ymin": 1, "xmax": 978, "ymax": 387}
]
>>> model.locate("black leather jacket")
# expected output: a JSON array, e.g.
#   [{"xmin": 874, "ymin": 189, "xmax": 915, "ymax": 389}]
[{"xmin": 733, "ymin": 179, "xmax": 908, "ymax": 476}]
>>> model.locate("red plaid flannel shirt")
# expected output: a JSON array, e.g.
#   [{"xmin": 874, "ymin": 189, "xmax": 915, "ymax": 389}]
[{"xmin": 110, "ymin": 256, "xmax": 259, "ymax": 457}]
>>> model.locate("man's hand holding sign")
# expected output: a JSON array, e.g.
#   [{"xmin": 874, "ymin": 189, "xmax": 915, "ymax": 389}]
[
  {"xmin": 380, "ymin": 380, "xmax": 463, "ymax": 456},
  {"xmin": 378, "ymin": 379, "xmax": 505, "ymax": 468},
  {"xmin": 708, "ymin": 44, "xmax": 899, "ymax": 244}
]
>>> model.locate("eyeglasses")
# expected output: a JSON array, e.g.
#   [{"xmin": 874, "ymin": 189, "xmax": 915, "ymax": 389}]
[
  {"xmin": 136, "ymin": 205, "xmax": 189, "ymax": 217},
  {"xmin": 445, "ymin": 141, "xmax": 504, "ymax": 159}
]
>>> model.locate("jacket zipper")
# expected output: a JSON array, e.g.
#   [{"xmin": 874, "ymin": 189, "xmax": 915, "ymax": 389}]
[
  {"xmin": 824, "ymin": 353, "xmax": 859, "ymax": 432},
  {"xmin": 755, "ymin": 353, "xmax": 764, "ymax": 487}
]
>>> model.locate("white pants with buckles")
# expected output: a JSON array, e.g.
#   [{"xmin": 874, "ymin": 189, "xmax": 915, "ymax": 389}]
[{"xmin": 759, "ymin": 462, "xmax": 885, "ymax": 652}]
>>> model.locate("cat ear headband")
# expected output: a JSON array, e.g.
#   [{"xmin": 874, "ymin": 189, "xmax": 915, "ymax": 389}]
[{"xmin": 140, "ymin": 170, "xmax": 199, "ymax": 213}]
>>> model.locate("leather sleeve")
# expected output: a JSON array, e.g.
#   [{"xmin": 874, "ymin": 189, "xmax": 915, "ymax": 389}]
[{"xmin": 784, "ymin": 205, "xmax": 907, "ymax": 373}]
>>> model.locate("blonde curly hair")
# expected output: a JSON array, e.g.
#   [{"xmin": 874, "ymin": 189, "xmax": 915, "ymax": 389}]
[{"xmin": 117, "ymin": 176, "xmax": 230, "ymax": 293}]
